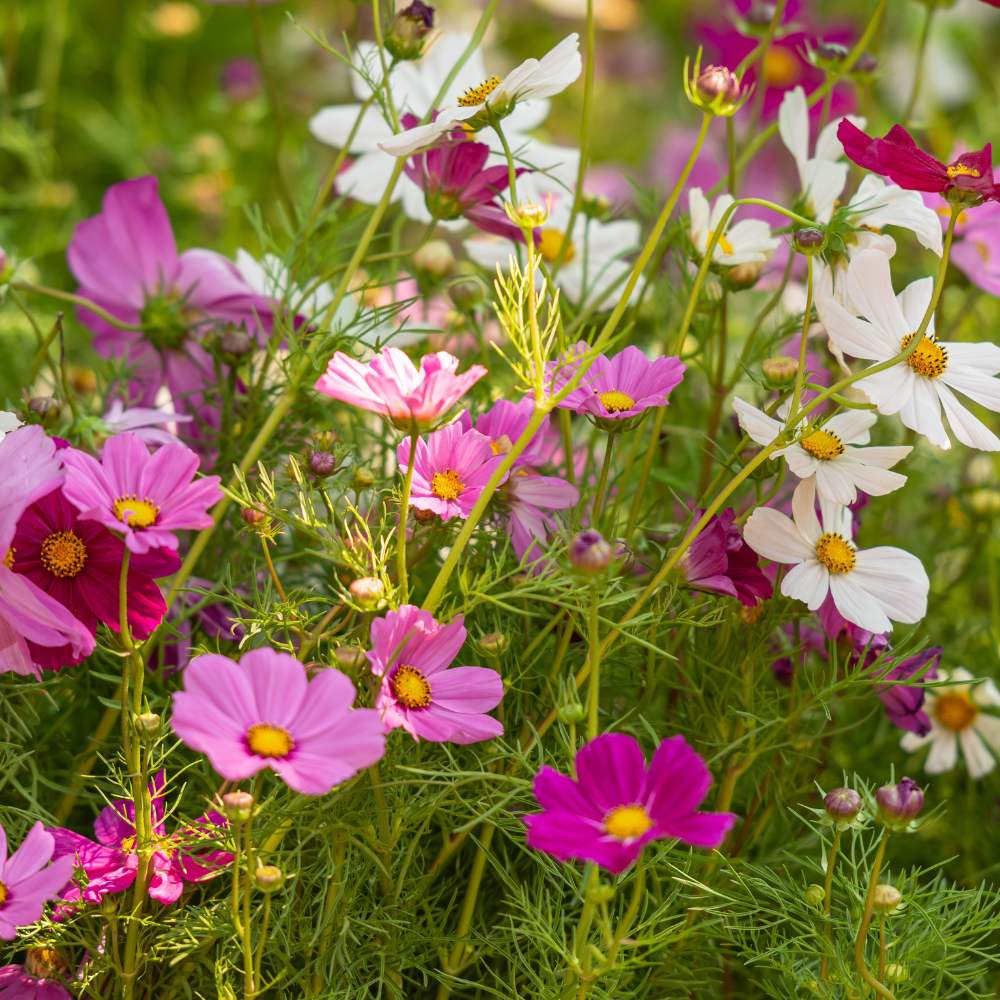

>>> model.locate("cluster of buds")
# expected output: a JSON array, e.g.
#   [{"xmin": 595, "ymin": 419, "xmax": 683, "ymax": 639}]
[
  {"xmin": 683, "ymin": 49, "xmax": 751, "ymax": 118},
  {"xmin": 384, "ymin": 2, "xmax": 435, "ymax": 62}
]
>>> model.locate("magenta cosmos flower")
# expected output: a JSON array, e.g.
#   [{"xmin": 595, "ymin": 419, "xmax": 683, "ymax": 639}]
[
  {"xmin": 0, "ymin": 953, "xmax": 72, "ymax": 999},
  {"xmin": 0, "ymin": 427, "xmax": 94, "ymax": 677},
  {"xmin": 397, "ymin": 420, "xmax": 506, "ymax": 521},
  {"xmin": 369, "ymin": 605, "xmax": 504, "ymax": 744},
  {"xmin": 171, "ymin": 648, "xmax": 386, "ymax": 795},
  {"xmin": 524, "ymin": 733, "xmax": 736, "ymax": 873},
  {"xmin": 315, "ymin": 347, "xmax": 486, "ymax": 432},
  {"xmin": 838, "ymin": 121, "xmax": 1000, "ymax": 202},
  {"xmin": 681, "ymin": 507, "xmax": 772, "ymax": 607},
  {"xmin": 67, "ymin": 176, "xmax": 277, "ymax": 418},
  {"xmin": 10, "ymin": 487, "xmax": 179, "ymax": 670},
  {"xmin": 0, "ymin": 822, "xmax": 74, "ymax": 940},
  {"xmin": 466, "ymin": 398, "xmax": 559, "ymax": 468},
  {"xmin": 49, "ymin": 772, "xmax": 229, "ymax": 908},
  {"xmin": 551, "ymin": 343, "xmax": 686, "ymax": 425},
  {"xmin": 61, "ymin": 433, "xmax": 221, "ymax": 555}
]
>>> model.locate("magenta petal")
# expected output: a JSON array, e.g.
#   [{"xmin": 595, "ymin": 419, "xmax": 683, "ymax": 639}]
[
  {"xmin": 660, "ymin": 811, "xmax": 737, "ymax": 849},
  {"xmin": 574, "ymin": 733, "xmax": 646, "ymax": 812}
]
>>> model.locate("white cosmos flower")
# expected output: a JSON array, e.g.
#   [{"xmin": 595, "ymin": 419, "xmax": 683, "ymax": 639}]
[
  {"xmin": 0, "ymin": 412, "xmax": 21, "ymax": 444},
  {"xmin": 900, "ymin": 668, "xmax": 1000, "ymax": 779},
  {"xmin": 732, "ymin": 399, "xmax": 911, "ymax": 505},
  {"xmin": 743, "ymin": 478, "xmax": 928, "ymax": 635},
  {"xmin": 816, "ymin": 248, "xmax": 1000, "ymax": 451},
  {"xmin": 688, "ymin": 188, "xmax": 779, "ymax": 267},
  {"xmin": 379, "ymin": 34, "xmax": 582, "ymax": 157},
  {"xmin": 310, "ymin": 33, "xmax": 578, "ymax": 220}
]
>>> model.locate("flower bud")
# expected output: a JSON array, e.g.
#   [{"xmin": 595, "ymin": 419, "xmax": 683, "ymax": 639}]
[
  {"xmin": 685, "ymin": 54, "xmax": 747, "ymax": 117},
  {"xmin": 696, "ymin": 65, "xmax": 741, "ymax": 105},
  {"xmin": 875, "ymin": 777, "xmax": 924, "ymax": 828},
  {"xmin": 219, "ymin": 328, "xmax": 254, "ymax": 360},
  {"xmin": 68, "ymin": 366, "xmax": 99, "ymax": 395},
  {"xmin": 885, "ymin": 964, "xmax": 909, "ymax": 984},
  {"xmin": 27, "ymin": 396, "xmax": 61, "ymax": 427},
  {"xmin": 794, "ymin": 227, "xmax": 827, "ymax": 254},
  {"xmin": 762, "ymin": 355, "xmax": 799, "ymax": 386},
  {"xmin": 135, "ymin": 712, "xmax": 161, "ymax": 738},
  {"xmin": 872, "ymin": 884, "xmax": 902, "ymax": 913},
  {"xmin": 333, "ymin": 645, "xmax": 369, "ymax": 672},
  {"xmin": 585, "ymin": 880, "xmax": 615, "ymax": 904},
  {"xmin": 478, "ymin": 631, "xmax": 508, "ymax": 656},
  {"xmin": 814, "ymin": 41, "xmax": 850, "ymax": 65},
  {"xmin": 413, "ymin": 507, "xmax": 439, "ymax": 524},
  {"xmin": 824, "ymin": 787, "xmax": 862, "ymax": 823},
  {"xmin": 448, "ymin": 272, "xmax": 488, "ymax": 313},
  {"xmin": 412, "ymin": 239, "xmax": 455, "ymax": 279},
  {"xmin": 740, "ymin": 602, "xmax": 765, "ymax": 624},
  {"xmin": 241, "ymin": 506, "xmax": 269, "ymax": 531},
  {"xmin": 253, "ymin": 863, "xmax": 285, "ymax": 892},
  {"xmin": 221, "ymin": 790, "xmax": 255, "ymax": 823},
  {"xmin": 385, "ymin": 1, "xmax": 435, "ymax": 61},
  {"xmin": 308, "ymin": 451, "xmax": 338, "ymax": 478},
  {"xmin": 352, "ymin": 466, "xmax": 376, "ymax": 490},
  {"xmin": 723, "ymin": 260, "xmax": 763, "ymax": 291},
  {"xmin": 349, "ymin": 576, "xmax": 385, "ymax": 610},
  {"xmin": 581, "ymin": 192, "xmax": 613, "ymax": 221},
  {"xmin": 852, "ymin": 51, "xmax": 878, "ymax": 77},
  {"xmin": 804, "ymin": 884, "xmax": 826, "ymax": 908},
  {"xmin": 220, "ymin": 57, "xmax": 262, "ymax": 104},
  {"xmin": 745, "ymin": 1, "xmax": 777, "ymax": 29},
  {"xmin": 558, "ymin": 702, "xmax": 586, "ymax": 724},
  {"xmin": 569, "ymin": 530, "xmax": 614, "ymax": 575}
]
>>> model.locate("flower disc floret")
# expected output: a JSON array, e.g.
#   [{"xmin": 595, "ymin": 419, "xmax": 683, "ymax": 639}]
[{"xmin": 39, "ymin": 530, "xmax": 87, "ymax": 579}]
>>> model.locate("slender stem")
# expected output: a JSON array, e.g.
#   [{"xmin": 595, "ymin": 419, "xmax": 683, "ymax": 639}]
[
  {"xmin": 260, "ymin": 537, "xmax": 287, "ymax": 602},
  {"xmin": 12, "ymin": 281, "xmax": 144, "ymax": 331},
  {"xmin": 698, "ymin": 293, "xmax": 729, "ymax": 494},
  {"xmin": 902, "ymin": 3, "xmax": 936, "ymax": 125},
  {"xmin": 853, "ymin": 830, "xmax": 896, "ymax": 1000},
  {"xmin": 820, "ymin": 828, "xmax": 842, "ymax": 982},
  {"xmin": 585, "ymin": 592, "xmax": 601, "ymax": 740},
  {"xmin": 570, "ymin": 866, "xmax": 598, "ymax": 995},
  {"xmin": 241, "ymin": 809, "xmax": 256, "ymax": 997},
  {"xmin": 396, "ymin": 431, "xmax": 418, "ymax": 604},
  {"xmin": 232, "ymin": 820, "xmax": 244, "ymax": 936},
  {"xmin": 254, "ymin": 894, "xmax": 271, "ymax": 989},
  {"xmin": 734, "ymin": 0, "xmax": 788, "ymax": 77},
  {"xmin": 603, "ymin": 860, "xmax": 645, "ymax": 968},
  {"xmin": 370, "ymin": 0, "xmax": 400, "ymax": 131},
  {"xmin": 591, "ymin": 434, "xmax": 616, "ymax": 528},
  {"xmin": 492, "ymin": 120, "xmax": 520, "ymax": 207},
  {"xmin": 788, "ymin": 254, "xmax": 814, "ymax": 423}
]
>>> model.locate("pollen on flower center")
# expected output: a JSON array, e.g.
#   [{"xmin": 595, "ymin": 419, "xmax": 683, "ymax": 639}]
[
  {"xmin": 113, "ymin": 495, "xmax": 160, "ymax": 528},
  {"xmin": 934, "ymin": 692, "xmax": 978, "ymax": 732},
  {"xmin": 391, "ymin": 664, "xmax": 433, "ymax": 709},
  {"xmin": 762, "ymin": 47, "xmax": 800, "ymax": 87},
  {"xmin": 800, "ymin": 429, "xmax": 845, "ymax": 461},
  {"xmin": 604, "ymin": 804, "xmax": 654, "ymax": 841},
  {"xmin": 815, "ymin": 532, "xmax": 856, "ymax": 574},
  {"xmin": 538, "ymin": 227, "xmax": 575, "ymax": 264},
  {"xmin": 40, "ymin": 530, "xmax": 88, "ymax": 579},
  {"xmin": 598, "ymin": 390, "xmax": 636, "ymax": 414},
  {"xmin": 246, "ymin": 723, "xmax": 295, "ymax": 758},
  {"xmin": 457, "ymin": 75, "xmax": 503, "ymax": 107},
  {"xmin": 707, "ymin": 228, "xmax": 734, "ymax": 256},
  {"xmin": 2, "ymin": 548, "xmax": 13, "ymax": 570},
  {"xmin": 0, "ymin": 880, "xmax": 8, "ymax": 905},
  {"xmin": 946, "ymin": 163, "xmax": 981, "ymax": 179},
  {"xmin": 900, "ymin": 334, "xmax": 948, "ymax": 379},
  {"xmin": 431, "ymin": 469, "xmax": 465, "ymax": 501}
]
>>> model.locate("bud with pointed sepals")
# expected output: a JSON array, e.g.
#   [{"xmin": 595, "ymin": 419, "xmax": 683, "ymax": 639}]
[
  {"xmin": 885, "ymin": 964, "xmax": 909, "ymax": 984},
  {"xmin": 241, "ymin": 506, "xmax": 270, "ymax": 533},
  {"xmin": 478, "ymin": 631, "xmax": 508, "ymax": 656},
  {"xmin": 872, "ymin": 884, "xmax": 902, "ymax": 913},
  {"xmin": 221, "ymin": 790, "xmax": 255, "ymax": 823},
  {"xmin": 875, "ymin": 777, "xmax": 924, "ymax": 828},
  {"xmin": 823, "ymin": 787, "xmax": 862, "ymax": 825},
  {"xmin": 762, "ymin": 355, "xmax": 799, "ymax": 387},
  {"xmin": 219, "ymin": 328, "xmax": 253, "ymax": 361},
  {"xmin": 569, "ymin": 530, "xmax": 614, "ymax": 575},
  {"xmin": 135, "ymin": 712, "xmax": 161, "ymax": 738},
  {"xmin": 723, "ymin": 260, "xmax": 763, "ymax": 291},
  {"xmin": 385, "ymin": 2, "xmax": 435, "ymax": 61},
  {"xmin": 794, "ymin": 227, "xmax": 827, "ymax": 255},
  {"xmin": 447, "ymin": 268, "xmax": 488, "ymax": 313},
  {"xmin": 352, "ymin": 466, "xmax": 376, "ymax": 490},
  {"xmin": 504, "ymin": 198, "xmax": 549, "ymax": 231},
  {"xmin": 804, "ymin": 884, "xmax": 825, "ymax": 908},
  {"xmin": 684, "ymin": 49, "xmax": 749, "ymax": 117},
  {"xmin": 558, "ymin": 701, "xmax": 586, "ymax": 724},
  {"xmin": 254, "ymin": 864, "xmax": 285, "ymax": 893},
  {"xmin": 349, "ymin": 576, "xmax": 385, "ymax": 610},
  {"xmin": 333, "ymin": 645, "xmax": 369, "ymax": 672},
  {"xmin": 308, "ymin": 451, "xmax": 338, "ymax": 478}
]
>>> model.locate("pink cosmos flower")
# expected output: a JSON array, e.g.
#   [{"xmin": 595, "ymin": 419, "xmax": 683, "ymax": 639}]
[
  {"xmin": 369, "ymin": 605, "xmax": 504, "ymax": 744},
  {"xmin": 170, "ymin": 648, "xmax": 386, "ymax": 795},
  {"xmin": 11, "ymin": 487, "xmax": 179, "ymax": 670},
  {"xmin": 923, "ymin": 191, "xmax": 1000, "ymax": 295},
  {"xmin": 550, "ymin": 343, "xmax": 686, "ymax": 424},
  {"xmin": 397, "ymin": 421, "xmax": 506, "ymax": 521},
  {"xmin": 525, "ymin": 733, "xmax": 736, "ymax": 873},
  {"xmin": 0, "ymin": 427, "xmax": 94, "ymax": 676},
  {"xmin": 0, "ymin": 959, "xmax": 72, "ymax": 999},
  {"xmin": 468, "ymin": 398, "xmax": 559, "ymax": 469},
  {"xmin": 49, "ymin": 772, "xmax": 229, "ymax": 908},
  {"xmin": 0, "ymin": 822, "xmax": 74, "ymax": 939},
  {"xmin": 61, "ymin": 433, "xmax": 221, "ymax": 555},
  {"xmin": 681, "ymin": 507, "xmax": 772, "ymax": 607},
  {"xmin": 315, "ymin": 347, "xmax": 486, "ymax": 432},
  {"xmin": 102, "ymin": 399, "xmax": 191, "ymax": 448},
  {"xmin": 876, "ymin": 646, "xmax": 941, "ymax": 736},
  {"xmin": 503, "ymin": 472, "xmax": 579, "ymax": 566}
]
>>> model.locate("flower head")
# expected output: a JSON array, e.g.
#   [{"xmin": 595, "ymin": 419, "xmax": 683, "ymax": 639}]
[
  {"xmin": 875, "ymin": 647, "xmax": 941, "ymax": 736},
  {"xmin": 171, "ymin": 649, "xmax": 385, "ymax": 795},
  {"xmin": 0, "ymin": 957, "xmax": 72, "ymax": 999},
  {"xmin": 684, "ymin": 51, "xmax": 749, "ymax": 117},
  {"xmin": 689, "ymin": 189, "xmax": 780, "ymax": 267},
  {"xmin": 524, "ymin": 733, "xmax": 736, "ymax": 873},
  {"xmin": 385, "ymin": 1, "xmax": 435, "ymax": 61},
  {"xmin": 369, "ymin": 605, "xmax": 504, "ymax": 744},
  {"xmin": 875, "ymin": 777, "xmax": 924, "ymax": 827},
  {"xmin": 0, "ymin": 822, "xmax": 74, "ymax": 940},
  {"xmin": 681, "ymin": 507, "xmax": 772, "ymax": 607}
]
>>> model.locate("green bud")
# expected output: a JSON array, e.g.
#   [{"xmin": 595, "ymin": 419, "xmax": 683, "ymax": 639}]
[
  {"xmin": 254, "ymin": 864, "xmax": 285, "ymax": 893},
  {"xmin": 804, "ymin": 884, "xmax": 826, "ymax": 909}
]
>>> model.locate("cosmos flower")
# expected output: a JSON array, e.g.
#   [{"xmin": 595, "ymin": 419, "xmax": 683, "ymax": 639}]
[
  {"xmin": 369, "ymin": 605, "xmax": 504, "ymax": 744},
  {"xmin": 743, "ymin": 478, "xmax": 928, "ymax": 635},
  {"xmin": 817, "ymin": 249, "xmax": 1000, "ymax": 451},
  {"xmin": 0, "ymin": 411, "xmax": 21, "ymax": 443},
  {"xmin": 0, "ymin": 823, "xmax": 74, "ymax": 940},
  {"xmin": 732, "ymin": 400, "xmax": 911, "ymax": 505},
  {"xmin": 502, "ymin": 471, "xmax": 579, "ymax": 567},
  {"xmin": 101, "ymin": 399, "xmax": 191, "ymax": 448},
  {"xmin": 900, "ymin": 668, "xmax": 1000, "ymax": 779},
  {"xmin": 0, "ymin": 954, "xmax": 72, "ymax": 999},
  {"xmin": 875, "ymin": 646, "xmax": 941, "ymax": 736},
  {"xmin": 923, "ymin": 193, "xmax": 1000, "ymax": 296},
  {"xmin": 680, "ymin": 507, "xmax": 772, "ymax": 607},
  {"xmin": 170, "ymin": 649, "xmax": 386, "ymax": 795},
  {"xmin": 61, "ymin": 433, "xmax": 221, "ymax": 555},
  {"xmin": 467, "ymin": 398, "xmax": 558, "ymax": 469},
  {"xmin": 524, "ymin": 732, "xmax": 736, "ymax": 873},
  {"xmin": 689, "ymin": 189, "xmax": 780, "ymax": 267},
  {"xmin": 49, "ymin": 772, "xmax": 229, "ymax": 907}
]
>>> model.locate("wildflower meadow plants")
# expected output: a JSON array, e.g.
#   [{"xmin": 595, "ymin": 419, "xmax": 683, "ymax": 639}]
[{"xmin": 4, "ymin": 0, "xmax": 1000, "ymax": 998}]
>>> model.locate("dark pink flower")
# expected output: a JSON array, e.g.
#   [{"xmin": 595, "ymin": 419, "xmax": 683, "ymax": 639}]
[
  {"xmin": 524, "ymin": 733, "xmax": 736, "ymax": 873},
  {"xmin": 468, "ymin": 398, "xmax": 558, "ymax": 469},
  {"xmin": 0, "ymin": 960, "xmax": 72, "ymax": 999},
  {"xmin": 875, "ymin": 647, "xmax": 941, "ymax": 736},
  {"xmin": 0, "ymin": 823, "xmax": 74, "ymax": 940},
  {"xmin": 681, "ymin": 508, "xmax": 772, "ymax": 607}
]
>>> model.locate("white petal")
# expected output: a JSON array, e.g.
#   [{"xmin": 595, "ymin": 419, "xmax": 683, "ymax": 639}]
[
  {"xmin": 900, "ymin": 729, "xmax": 933, "ymax": 752},
  {"xmin": 935, "ymin": 381, "xmax": 1000, "ymax": 451},
  {"xmin": 309, "ymin": 104, "xmax": 393, "ymax": 152},
  {"xmin": 802, "ymin": 158, "xmax": 848, "ymax": 223},
  {"xmin": 743, "ymin": 507, "xmax": 814, "ymax": 564},
  {"xmin": 813, "ymin": 461, "xmax": 858, "ymax": 505},
  {"xmin": 732, "ymin": 398, "xmax": 782, "ymax": 447},
  {"xmin": 924, "ymin": 732, "xmax": 958, "ymax": 773},
  {"xmin": 782, "ymin": 559, "xmax": 830, "ymax": 610},
  {"xmin": 783, "ymin": 445, "xmax": 819, "ymax": 480},
  {"xmin": 829, "ymin": 573, "xmax": 893, "ymax": 634},
  {"xmin": 791, "ymin": 478, "xmax": 822, "ymax": 543},
  {"xmin": 852, "ymin": 547, "xmax": 929, "ymax": 623},
  {"xmin": 944, "ymin": 342, "xmax": 1000, "ymax": 376},
  {"xmin": 778, "ymin": 86, "xmax": 810, "ymax": 172},
  {"xmin": 939, "ymin": 365, "xmax": 1000, "ymax": 411},
  {"xmin": 688, "ymin": 188, "xmax": 710, "ymax": 251},
  {"xmin": 850, "ymin": 177, "xmax": 943, "ymax": 256},
  {"xmin": 816, "ymin": 293, "xmax": 896, "ymax": 361},
  {"xmin": 847, "ymin": 250, "xmax": 910, "ymax": 339},
  {"xmin": 899, "ymin": 376, "xmax": 950, "ymax": 448},
  {"xmin": 844, "ymin": 444, "xmax": 911, "ymax": 470},
  {"xmin": 897, "ymin": 276, "xmax": 934, "ymax": 332},
  {"xmin": 974, "ymin": 679, "xmax": 1000, "ymax": 709},
  {"xmin": 857, "ymin": 363, "xmax": 915, "ymax": 416},
  {"xmin": 825, "ymin": 408, "xmax": 876, "ymax": 444},
  {"xmin": 960, "ymin": 729, "xmax": 996, "ymax": 779},
  {"xmin": 973, "ymin": 713, "xmax": 1000, "ymax": 751},
  {"xmin": 816, "ymin": 113, "xmax": 864, "ymax": 161}
]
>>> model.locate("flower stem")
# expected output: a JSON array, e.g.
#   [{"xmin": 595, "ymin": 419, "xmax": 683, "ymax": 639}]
[
  {"xmin": 591, "ymin": 433, "xmax": 616, "ymax": 529},
  {"xmin": 241, "ymin": 806, "xmax": 256, "ymax": 997},
  {"xmin": 820, "ymin": 828, "xmax": 842, "ymax": 982},
  {"xmin": 492, "ymin": 120, "xmax": 520, "ymax": 206},
  {"xmin": 585, "ymin": 591, "xmax": 601, "ymax": 740},
  {"xmin": 396, "ymin": 431, "xmax": 418, "ymax": 604},
  {"xmin": 787, "ymin": 254, "xmax": 814, "ymax": 424},
  {"xmin": 902, "ymin": 2, "xmax": 936, "ymax": 126},
  {"xmin": 12, "ymin": 280, "xmax": 144, "ymax": 331},
  {"xmin": 853, "ymin": 830, "xmax": 895, "ymax": 1000}
]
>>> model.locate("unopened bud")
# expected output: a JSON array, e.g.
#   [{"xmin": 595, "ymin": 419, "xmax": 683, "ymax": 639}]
[
  {"xmin": 585, "ymin": 880, "xmax": 615, "ymax": 904},
  {"xmin": 68, "ymin": 366, "xmax": 98, "ymax": 395},
  {"xmin": 876, "ymin": 777, "xmax": 924, "ymax": 828},
  {"xmin": 135, "ymin": 712, "xmax": 161, "ymax": 738},
  {"xmin": 697, "ymin": 65, "xmax": 741, "ymax": 105},
  {"xmin": 24, "ymin": 947, "xmax": 68, "ymax": 981},
  {"xmin": 27, "ymin": 396, "xmax": 61, "ymax": 427},
  {"xmin": 740, "ymin": 602, "xmax": 765, "ymax": 624},
  {"xmin": 824, "ymin": 787, "xmax": 862, "ymax": 823},
  {"xmin": 308, "ymin": 451, "xmax": 338, "ymax": 478},
  {"xmin": 581, "ymin": 192, "xmax": 613, "ymax": 221},
  {"xmin": 762, "ymin": 355, "xmax": 799, "ymax": 386},
  {"xmin": 814, "ymin": 41, "xmax": 850, "ymax": 66},
  {"xmin": 349, "ymin": 576, "xmax": 385, "ymax": 610},
  {"xmin": 569, "ymin": 530, "xmax": 614, "ymax": 575},
  {"xmin": 478, "ymin": 631, "xmax": 508, "ymax": 655},
  {"xmin": 352, "ymin": 466, "xmax": 376, "ymax": 490},
  {"xmin": 745, "ymin": 1, "xmax": 777, "ymax": 28},
  {"xmin": 724, "ymin": 260, "xmax": 763, "ymax": 291},
  {"xmin": 413, "ymin": 239, "xmax": 455, "ymax": 279},
  {"xmin": 333, "ymin": 645, "xmax": 369, "ymax": 672},
  {"xmin": 885, "ymin": 964, "xmax": 908, "ymax": 984},
  {"xmin": 413, "ymin": 507, "xmax": 439, "ymax": 524},
  {"xmin": 222, "ymin": 791, "xmax": 255, "ymax": 822},
  {"xmin": 241, "ymin": 507, "xmax": 269, "ymax": 530},
  {"xmin": 794, "ymin": 227, "xmax": 827, "ymax": 254},
  {"xmin": 448, "ymin": 272, "xmax": 487, "ymax": 313},
  {"xmin": 558, "ymin": 702, "xmax": 586, "ymax": 724},
  {"xmin": 219, "ymin": 328, "xmax": 253, "ymax": 360},
  {"xmin": 804, "ymin": 884, "xmax": 826, "ymax": 908},
  {"xmin": 852, "ymin": 51, "xmax": 878, "ymax": 76},
  {"xmin": 385, "ymin": 1, "xmax": 435, "ymax": 61},
  {"xmin": 505, "ymin": 199, "xmax": 549, "ymax": 230},
  {"xmin": 872, "ymin": 884, "xmax": 902, "ymax": 912},
  {"xmin": 253, "ymin": 864, "xmax": 285, "ymax": 892}
]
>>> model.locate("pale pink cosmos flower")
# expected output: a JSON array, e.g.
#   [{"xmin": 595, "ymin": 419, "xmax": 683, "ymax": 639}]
[
  {"xmin": 369, "ymin": 605, "xmax": 504, "ymax": 744},
  {"xmin": 171, "ymin": 648, "xmax": 386, "ymax": 795},
  {"xmin": 0, "ymin": 822, "xmax": 74, "ymax": 939},
  {"xmin": 315, "ymin": 347, "xmax": 486, "ymax": 431},
  {"xmin": 61, "ymin": 433, "xmax": 221, "ymax": 555},
  {"xmin": 397, "ymin": 421, "xmax": 506, "ymax": 521}
]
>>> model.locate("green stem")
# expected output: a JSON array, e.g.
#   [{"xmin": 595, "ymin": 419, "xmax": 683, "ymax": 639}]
[
  {"xmin": 396, "ymin": 431, "xmax": 418, "ymax": 604},
  {"xmin": 12, "ymin": 281, "xmax": 144, "ymax": 331},
  {"xmin": 492, "ymin": 120, "xmax": 520, "ymax": 207},
  {"xmin": 853, "ymin": 831, "xmax": 895, "ymax": 1000},
  {"xmin": 241, "ymin": 807, "xmax": 256, "ymax": 997},
  {"xmin": 585, "ymin": 592, "xmax": 601, "ymax": 740},
  {"xmin": 591, "ymin": 434, "xmax": 616, "ymax": 528},
  {"xmin": 902, "ymin": 3, "xmax": 936, "ymax": 126},
  {"xmin": 603, "ymin": 860, "xmax": 645, "ymax": 968},
  {"xmin": 788, "ymin": 254, "xmax": 814, "ymax": 423},
  {"xmin": 820, "ymin": 828, "xmax": 841, "ymax": 982}
]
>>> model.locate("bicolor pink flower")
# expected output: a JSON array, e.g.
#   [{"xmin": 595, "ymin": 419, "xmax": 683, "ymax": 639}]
[
  {"xmin": 397, "ymin": 421, "xmax": 506, "ymax": 521},
  {"xmin": 49, "ymin": 772, "xmax": 229, "ymax": 908},
  {"xmin": 171, "ymin": 649, "xmax": 385, "ymax": 795},
  {"xmin": 0, "ymin": 823, "xmax": 74, "ymax": 939},
  {"xmin": 0, "ymin": 427, "xmax": 94, "ymax": 677},
  {"xmin": 61, "ymin": 433, "xmax": 221, "ymax": 555},
  {"xmin": 369, "ymin": 605, "xmax": 504, "ymax": 744},
  {"xmin": 550, "ymin": 344, "xmax": 686, "ymax": 425},
  {"xmin": 681, "ymin": 507, "xmax": 772, "ymax": 607},
  {"xmin": 102, "ymin": 399, "xmax": 191, "ymax": 448},
  {"xmin": 315, "ymin": 347, "xmax": 486, "ymax": 432},
  {"xmin": 524, "ymin": 733, "xmax": 736, "ymax": 873},
  {"xmin": 0, "ymin": 959, "xmax": 72, "ymax": 999}
]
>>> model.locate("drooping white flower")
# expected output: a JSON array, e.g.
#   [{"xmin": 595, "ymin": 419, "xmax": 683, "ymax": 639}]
[
  {"xmin": 732, "ymin": 399, "xmax": 911, "ymax": 505},
  {"xmin": 743, "ymin": 478, "xmax": 928, "ymax": 635},
  {"xmin": 379, "ymin": 35, "xmax": 582, "ymax": 157},
  {"xmin": 816, "ymin": 249, "xmax": 1000, "ymax": 451},
  {"xmin": 688, "ymin": 188, "xmax": 779, "ymax": 267},
  {"xmin": 900, "ymin": 668, "xmax": 1000, "ymax": 779}
]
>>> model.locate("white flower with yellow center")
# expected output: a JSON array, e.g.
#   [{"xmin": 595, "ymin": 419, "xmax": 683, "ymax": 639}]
[
  {"xmin": 733, "ymin": 399, "xmax": 911, "ymax": 505},
  {"xmin": 688, "ymin": 188, "xmax": 779, "ymax": 267},
  {"xmin": 817, "ymin": 249, "xmax": 1000, "ymax": 451},
  {"xmin": 900, "ymin": 668, "xmax": 1000, "ymax": 779},
  {"xmin": 379, "ymin": 34, "xmax": 582, "ymax": 158},
  {"xmin": 743, "ymin": 478, "xmax": 928, "ymax": 635}
]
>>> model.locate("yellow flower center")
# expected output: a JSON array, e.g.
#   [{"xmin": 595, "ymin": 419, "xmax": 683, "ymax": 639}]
[
  {"xmin": 762, "ymin": 47, "xmax": 800, "ymax": 87},
  {"xmin": 538, "ymin": 227, "xmax": 575, "ymax": 264},
  {"xmin": 457, "ymin": 75, "xmax": 503, "ymax": 107},
  {"xmin": 900, "ymin": 334, "xmax": 948, "ymax": 379},
  {"xmin": 24, "ymin": 947, "xmax": 67, "ymax": 980},
  {"xmin": 246, "ymin": 723, "xmax": 295, "ymax": 759},
  {"xmin": 2, "ymin": 548, "xmax": 13, "ymax": 570},
  {"xmin": 0, "ymin": 880, "xmax": 7, "ymax": 905},
  {"xmin": 800, "ymin": 429, "xmax": 845, "ymax": 461},
  {"xmin": 121, "ymin": 833, "xmax": 176, "ymax": 857},
  {"xmin": 113, "ymin": 495, "xmax": 160, "ymax": 529},
  {"xmin": 815, "ymin": 532, "xmax": 856, "ymax": 574},
  {"xmin": 707, "ymin": 228, "xmax": 735, "ymax": 256},
  {"xmin": 391, "ymin": 664, "xmax": 433, "ymax": 709},
  {"xmin": 431, "ymin": 469, "xmax": 464, "ymax": 501},
  {"xmin": 598, "ymin": 390, "xmax": 636, "ymax": 414},
  {"xmin": 40, "ymin": 530, "xmax": 88, "ymax": 579},
  {"xmin": 604, "ymin": 804, "xmax": 654, "ymax": 841},
  {"xmin": 946, "ymin": 163, "xmax": 981, "ymax": 179},
  {"xmin": 934, "ymin": 691, "xmax": 978, "ymax": 732}
]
